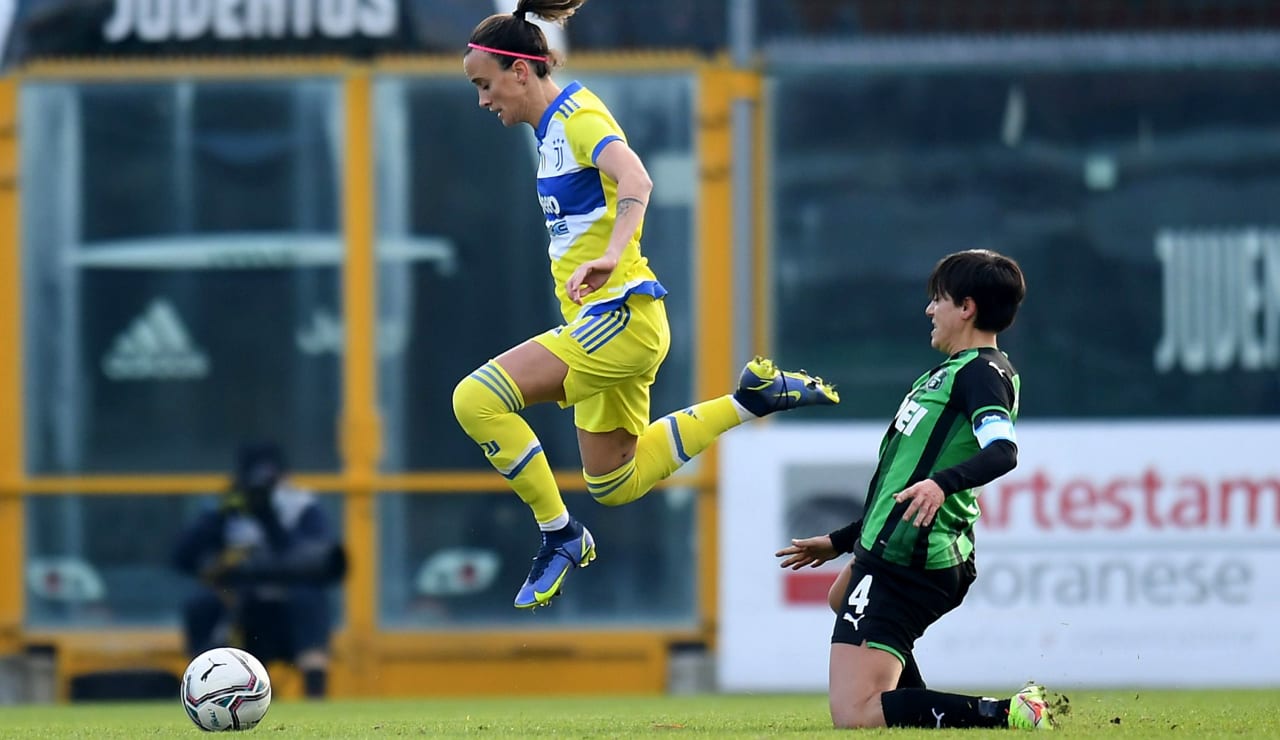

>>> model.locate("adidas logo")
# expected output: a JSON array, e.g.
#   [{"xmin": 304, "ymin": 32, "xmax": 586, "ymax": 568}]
[{"xmin": 101, "ymin": 299, "xmax": 209, "ymax": 381}]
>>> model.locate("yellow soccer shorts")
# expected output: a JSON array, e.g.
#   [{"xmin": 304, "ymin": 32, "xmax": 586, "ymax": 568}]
[{"xmin": 533, "ymin": 294, "xmax": 671, "ymax": 436}]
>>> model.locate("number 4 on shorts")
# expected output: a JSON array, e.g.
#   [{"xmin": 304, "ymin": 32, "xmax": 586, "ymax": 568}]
[{"xmin": 843, "ymin": 574, "xmax": 872, "ymax": 627}]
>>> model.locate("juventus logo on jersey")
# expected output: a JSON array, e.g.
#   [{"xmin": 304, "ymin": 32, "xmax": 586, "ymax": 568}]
[{"xmin": 543, "ymin": 136, "xmax": 567, "ymax": 173}]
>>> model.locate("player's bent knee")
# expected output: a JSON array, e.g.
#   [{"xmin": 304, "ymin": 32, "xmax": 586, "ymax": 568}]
[
  {"xmin": 592, "ymin": 488, "xmax": 630, "ymax": 507},
  {"xmin": 585, "ymin": 460, "xmax": 643, "ymax": 507},
  {"xmin": 452, "ymin": 372, "xmax": 508, "ymax": 435},
  {"xmin": 451, "ymin": 376, "xmax": 475, "ymax": 427},
  {"xmin": 588, "ymin": 474, "xmax": 635, "ymax": 507},
  {"xmin": 831, "ymin": 713, "xmax": 872, "ymax": 730},
  {"xmin": 830, "ymin": 700, "xmax": 883, "ymax": 730}
]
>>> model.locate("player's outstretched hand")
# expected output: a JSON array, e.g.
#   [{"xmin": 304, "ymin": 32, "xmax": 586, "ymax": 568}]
[
  {"xmin": 894, "ymin": 479, "xmax": 945, "ymax": 527},
  {"xmin": 566, "ymin": 255, "xmax": 619, "ymax": 305},
  {"xmin": 775, "ymin": 535, "xmax": 838, "ymax": 570}
]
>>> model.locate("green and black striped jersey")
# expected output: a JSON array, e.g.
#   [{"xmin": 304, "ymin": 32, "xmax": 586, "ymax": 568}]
[{"xmin": 857, "ymin": 347, "xmax": 1020, "ymax": 569}]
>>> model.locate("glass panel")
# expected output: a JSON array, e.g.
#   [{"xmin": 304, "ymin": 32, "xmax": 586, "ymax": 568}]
[
  {"xmin": 20, "ymin": 80, "xmax": 344, "ymax": 473},
  {"xmin": 24, "ymin": 493, "xmax": 345, "ymax": 628},
  {"xmin": 372, "ymin": 73, "xmax": 696, "ymax": 471},
  {"xmin": 768, "ymin": 63, "xmax": 1280, "ymax": 418},
  {"xmin": 377, "ymin": 490, "xmax": 696, "ymax": 628}
]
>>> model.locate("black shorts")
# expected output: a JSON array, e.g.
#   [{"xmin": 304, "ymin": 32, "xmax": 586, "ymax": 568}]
[{"xmin": 830, "ymin": 552, "xmax": 976, "ymax": 664}]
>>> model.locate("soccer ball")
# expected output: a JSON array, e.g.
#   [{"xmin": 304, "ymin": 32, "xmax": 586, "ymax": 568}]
[{"xmin": 181, "ymin": 647, "xmax": 272, "ymax": 731}]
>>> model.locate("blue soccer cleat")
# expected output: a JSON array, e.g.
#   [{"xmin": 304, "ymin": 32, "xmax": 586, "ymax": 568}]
[
  {"xmin": 733, "ymin": 356, "xmax": 840, "ymax": 418},
  {"xmin": 514, "ymin": 519, "xmax": 596, "ymax": 609}
]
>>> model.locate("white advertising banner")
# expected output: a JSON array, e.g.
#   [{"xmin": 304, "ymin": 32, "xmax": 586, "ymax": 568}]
[{"xmin": 718, "ymin": 421, "xmax": 1280, "ymax": 690}]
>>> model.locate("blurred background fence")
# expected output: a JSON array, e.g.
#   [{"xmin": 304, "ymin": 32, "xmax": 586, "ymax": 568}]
[{"xmin": 0, "ymin": 0, "xmax": 1276, "ymax": 701}]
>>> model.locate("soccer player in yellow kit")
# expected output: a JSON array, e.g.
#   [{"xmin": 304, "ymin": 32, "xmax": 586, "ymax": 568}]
[{"xmin": 456, "ymin": 0, "xmax": 840, "ymax": 609}]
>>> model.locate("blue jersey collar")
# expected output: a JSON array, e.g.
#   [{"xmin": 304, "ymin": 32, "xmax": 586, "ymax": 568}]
[{"xmin": 535, "ymin": 80, "xmax": 583, "ymax": 140}]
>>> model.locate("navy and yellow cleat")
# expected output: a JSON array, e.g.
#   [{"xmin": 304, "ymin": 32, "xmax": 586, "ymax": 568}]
[
  {"xmin": 514, "ymin": 519, "xmax": 596, "ymax": 609},
  {"xmin": 733, "ymin": 356, "xmax": 840, "ymax": 418}
]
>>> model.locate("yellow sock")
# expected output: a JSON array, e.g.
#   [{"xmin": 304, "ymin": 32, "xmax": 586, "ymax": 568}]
[
  {"xmin": 452, "ymin": 361, "xmax": 566, "ymax": 524},
  {"xmin": 587, "ymin": 395, "xmax": 745, "ymax": 506}
]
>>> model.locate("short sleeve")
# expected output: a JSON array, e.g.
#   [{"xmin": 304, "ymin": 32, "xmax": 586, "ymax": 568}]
[
  {"xmin": 564, "ymin": 109, "xmax": 624, "ymax": 167},
  {"xmin": 953, "ymin": 357, "xmax": 1017, "ymax": 448}
]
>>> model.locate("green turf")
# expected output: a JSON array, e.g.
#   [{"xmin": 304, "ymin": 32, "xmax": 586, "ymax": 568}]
[{"xmin": 0, "ymin": 690, "xmax": 1277, "ymax": 738}]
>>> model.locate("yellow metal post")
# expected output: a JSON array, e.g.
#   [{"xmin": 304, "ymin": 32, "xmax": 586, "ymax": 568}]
[
  {"xmin": 745, "ymin": 74, "xmax": 771, "ymax": 355},
  {"xmin": 0, "ymin": 76, "xmax": 24, "ymax": 655},
  {"xmin": 695, "ymin": 66, "xmax": 738, "ymax": 643},
  {"xmin": 339, "ymin": 68, "xmax": 380, "ymax": 696}
]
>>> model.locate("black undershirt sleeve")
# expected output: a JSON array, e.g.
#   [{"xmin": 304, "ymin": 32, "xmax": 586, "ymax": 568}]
[
  {"xmin": 828, "ymin": 519, "xmax": 862, "ymax": 554},
  {"xmin": 932, "ymin": 351, "xmax": 1019, "ymax": 496},
  {"xmin": 929, "ymin": 438, "xmax": 1018, "ymax": 495}
]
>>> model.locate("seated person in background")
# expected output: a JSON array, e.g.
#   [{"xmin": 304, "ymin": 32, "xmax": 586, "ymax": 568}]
[{"xmin": 173, "ymin": 442, "xmax": 345, "ymax": 700}]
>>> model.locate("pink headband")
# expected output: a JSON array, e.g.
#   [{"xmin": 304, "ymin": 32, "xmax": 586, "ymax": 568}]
[{"xmin": 467, "ymin": 42, "xmax": 548, "ymax": 63}]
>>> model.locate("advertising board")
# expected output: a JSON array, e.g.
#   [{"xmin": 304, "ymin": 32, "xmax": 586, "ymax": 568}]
[{"xmin": 719, "ymin": 422, "xmax": 1280, "ymax": 690}]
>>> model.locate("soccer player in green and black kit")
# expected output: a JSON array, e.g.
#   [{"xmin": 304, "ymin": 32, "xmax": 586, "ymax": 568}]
[{"xmin": 777, "ymin": 250, "xmax": 1059, "ymax": 731}]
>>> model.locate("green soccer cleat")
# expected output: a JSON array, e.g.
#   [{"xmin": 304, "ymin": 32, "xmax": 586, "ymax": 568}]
[
  {"xmin": 733, "ymin": 356, "xmax": 840, "ymax": 418},
  {"xmin": 1008, "ymin": 683, "xmax": 1058, "ymax": 730}
]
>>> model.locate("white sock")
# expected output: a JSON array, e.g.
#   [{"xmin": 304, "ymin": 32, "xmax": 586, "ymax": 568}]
[{"xmin": 538, "ymin": 512, "xmax": 571, "ymax": 532}]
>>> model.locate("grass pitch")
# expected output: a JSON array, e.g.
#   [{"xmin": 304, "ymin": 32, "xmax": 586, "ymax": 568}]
[{"xmin": 0, "ymin": 690, "xmax": 1277, "ymax": 738}]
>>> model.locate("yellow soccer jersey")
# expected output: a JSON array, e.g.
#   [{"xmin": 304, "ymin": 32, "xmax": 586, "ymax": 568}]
[{"xmin": 535, "ymin": 81, "xmax": 667, "ymax": 321}]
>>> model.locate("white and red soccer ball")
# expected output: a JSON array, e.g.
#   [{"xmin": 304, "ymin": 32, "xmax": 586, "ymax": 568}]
[{"xmin": 181, "ymin": 647, "xmax": 272, "ymax": 731}]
